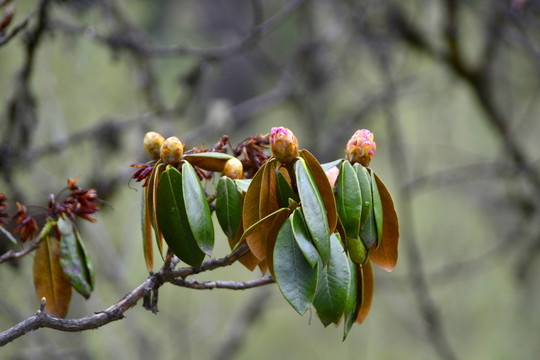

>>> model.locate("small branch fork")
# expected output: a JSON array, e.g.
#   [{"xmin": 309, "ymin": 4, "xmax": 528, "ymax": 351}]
[{"xmin": 0, "ymin": 242, "xmax": 274, "ymax": 346}]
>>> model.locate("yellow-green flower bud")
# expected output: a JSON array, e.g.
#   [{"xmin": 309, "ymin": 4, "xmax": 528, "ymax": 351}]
[
  {"xmin": 144, "ymin": 131, "xmax": 165, "ymax": 160},
  {"xmin": 160, "ymin": 136, "xmax": 184, "ymax": 165},
  {"xmin": 222, "ymin": 157, "xmax": 243, "ymax": 179},
  {"xmin": 270, "ymin": 127, "xmax": 298, "ymax": 164},
  {"xmin": 345, "ymin": 129, "xmax": 376, "ymax": 166}
]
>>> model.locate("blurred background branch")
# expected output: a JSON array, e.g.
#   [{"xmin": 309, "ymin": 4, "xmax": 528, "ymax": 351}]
[{"xmin": 2, "ymin": 0, "xmax": 540, "ymax": 358}]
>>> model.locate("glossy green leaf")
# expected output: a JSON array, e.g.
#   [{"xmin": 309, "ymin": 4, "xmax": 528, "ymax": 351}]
[
  {"xmin": 313, "ymin": 233, "xmax": 350, "ymax": 326},
  {"xmin": 320, "ymin": 159, "xmax": 343, "ymax": 172},
  {"xmin": 215, "ymin": 177, "xmax": 242, "ymax": 239},
  {"xmin": 290, "ymin": 209, "xmax": 319, "ymax": 268},
  {"xmin": 371, "ymin": 170, "xmax": 383, "ymax": 248},
  {"xmin": 57, "ymin": 216, "xmax": 95, "ymax": 299},
  {"xmin": 274, "ymin": 219, "xmax": 318, "ymax": 315},
  {"xmin": 299, "ymin": 150, "xmax": 337, "ymax": 233},
  {"xmin": 234, "ymin": 179, "xmax": 251, "ymax": 193},
  {"xmin": 183, "ymin": 152, "xmax": 234, "ymax": 172},
  {"xmin": 182, "ymin": 161, "xmax": 214, "ymax": 255},
  {"xmin": 336, "ymin": 161, "xmax": 362, "ymax": 237},
  {"xmin": 347, "ymin": 236, "xmax": 368, "ymax": 264},
  {"xmin": 156, "ymin": 166, "xmax": 205, "ymax": 267},
  {"xmin": 355, "ymin": 164, "xmax": 372, "ymax": 229},
  {"xmin": 276, "ymin": 169, "xmax": 299, "ymax": 208},
  {"xmin": 359, "ymin": 205, "xmax": 377, "ymax": 249},
  {"xmin": 295, "ymin": 157, "xmax": 330, "ymax": 265},
  {"xmin": 343, "ymin": 257, "xmax": 358, "ymax": 340}
]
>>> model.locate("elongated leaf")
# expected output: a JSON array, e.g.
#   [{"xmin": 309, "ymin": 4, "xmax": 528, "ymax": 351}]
[
  {"xmin": 290, "ymin": 209, "xmax": 319, "ymax": 267},
  {"xmin": 265, "ymin": 209, "xmax": 291, "ymax": 278},
  {"xmin": 216, "ymin": 177, "xmax": 242, "ymax": 239},
  {"xmin": 321, "ymin": 159, "xmax": 343, "ymax": 172},
  {"xmin": 343, "ymin": 257, "xmax": 358, "ymax": 340},
  {"xmin": 276, "ymin": 168, "xmax": 299, "ymax": 208},
  {"xmin": 355, "ymin": 164, "xmax": 372, "ymax": 229},
  {"xmin": 347, "ymin": 236, "xmax": 368, "ymax": 264},
  {"xmin": 336, "ymin": 161, "xmax": 362, "ymax": 237},
  {"xmin": 242, "ymin": 163, "xmax": 265, "ymax": 259},
  {"xmin": 156, "ymin": 166, "xmax": 205, "ymax": 267},
  {"xmin": 313, "ymin": 234, "xmax": 350, "ymax": 326},
  {"xmin": 147, "ymin": 162, "xmax": 165, "ymax": 257},
  {"xmin": 274, "ymin": 219, "xmax": 318, "ymax": 315},
  {"xmin": 33, "ymin": 236, "xmax": 72, "ymax": 318},
  {"xmin": 227, "ymin": 217, "xmax": 259, "ymax": 271},
  {"xmin": 295, "ymin": 157, "xmax": 330, "ymax": 265},
  {"xmin": 242, "ymin": 207, "xmax": 290, "ymax": 259},
  {"xmin": 370, "ymin": 173, "xmax": 399, "ymax": 271},
  {"xmin": 359, "ymin": 205, "xmax": 377, "ymax": 249},
  {"xmin": 299, "ymin": 150, "xmax": 337, "ymax": 233},
  {"xmin": 356, "ymin": 261, "xmax": 374, "ymax": 324},
  {"xmin": 183, "ymin": 152, "xmax": 234, "ymax": 172},
  {"xmin": 57, "ymin": 216, "xmax": 94, "ymax": 299},
  {"xmin": 260, "ymin": 159, "xmax": 279, "ymax": 218},
  {"xmin": 234, "ymin": 179, "xmax": 251, "ymax": 193},
  {"xmin": 142, "ymin": 191, "xmax": 153, "ymax": 272},
  {"xmin": 182, "ymin": 161, "xmax": 214, "ymax": 255},
  {"xmin": 371, "ymin": 170, "xmax": 383, "ymax": 248}
]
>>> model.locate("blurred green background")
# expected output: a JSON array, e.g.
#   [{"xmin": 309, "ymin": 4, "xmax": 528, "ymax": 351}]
[{"xmin": 2, "ymin": 0, "xmax": 540, "ymax": 359}]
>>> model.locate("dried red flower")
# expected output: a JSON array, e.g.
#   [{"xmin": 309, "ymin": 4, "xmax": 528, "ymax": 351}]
[{"xmin": 12, "ymin": 202, "xmax": 38, "ymax": 242}]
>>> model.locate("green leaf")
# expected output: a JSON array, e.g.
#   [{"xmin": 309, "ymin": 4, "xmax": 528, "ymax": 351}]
[
  {"xmin": 215, "ymin": 176, "xmax": 242, "ymax": 239},
  {"xmin": 347, "ymin": 236, "xmax": 368, "ymax": 264},
  {"xmin": 182, "ymin": 161, "xmax": 214, "ymax": 255},
  {"xmin": 371, "ymin": 170, "xmax": 383, "ymax": 248},
  {"xmin": 313, "ymin": 233, "xmax": 350, "ymax": 326},
  {"xmin": 57, "ymin": 216, "xmax": 94, "ymax": 299},
  {"xmin": 359, "ymin": 205, "xmax": 377, "ymax": 249},
  {"xmin": 290, "ymin": 209, "xmax": 319, "ymax": 268},
  {"xmin": 321, "ymin": 159, "xmax": 343, "ymax": 172},
  {"xmin": 355, "ymin": 164, "xmax": 372, "ymax": 229},
  {"xmin": 343, "ymin": 257, "xmax": 358, "ymax": 340},
  {"xmin": 234, "ymin": 179, "xmax": 251, "ymax": 193},
  {"xmin": 274, "ymin": 219, "xmax": 318, "ymax": 315},
  {"xmin": 276, "ymin": 169, "xmax": 299, "ymax": 208},
  {"xmin": 336, "ymin": 161, "xmax": 362, "ymax": 237},
  {"xmin": 156, "ymin": 166, "xmax": 205, "ymax": 267},
  {"xmin": 183, "ymin": 152, "xmax": 234, "ymax": 172},
  {"xmin": 295, "ymin": 157, "xmax": 330, "ymax": 265}
]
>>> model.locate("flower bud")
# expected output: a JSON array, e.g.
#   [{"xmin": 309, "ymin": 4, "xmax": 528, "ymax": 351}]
[
  {"xmin": 144, "ymin": 131, "xmax": 165, "ymax": 160},
  {"xmin": 222, "ymin": 157, "xmax": 243, "ymax": 179},
  {"xmin": 345, "ymin": 129, "xmax": 376, "ymax": 166},
  {"xmin": 270, "ymin": 127, "xmax": 298, "ymax": 164},
  {"xmin": 160, "ymin": 136, "xmax": 184, "ymax": 165}
]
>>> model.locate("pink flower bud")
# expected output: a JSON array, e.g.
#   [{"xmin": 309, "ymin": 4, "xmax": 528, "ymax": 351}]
[
  {"xmin": 144, "ymin": 132, "xmax": 165, "ymax": 160},
  {"xmin": 160, "ymin": 136, "xmax": 184, "ymax": 165},
  {"xmin": 222, "ymin": 157, "xmax": 243, "ymax": 179},
  {"xmin": 345, "ymin": 129, "xmax": 376, "ymax": 166},
  {"xmin": 270, "ymin": 127, "xmax": 298, "ymax": 164}
]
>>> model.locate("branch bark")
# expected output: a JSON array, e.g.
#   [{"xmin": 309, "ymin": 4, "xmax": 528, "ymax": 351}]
[{"xmin": 0, "ymin": 241, "xmax": 272, "ymax": 347}]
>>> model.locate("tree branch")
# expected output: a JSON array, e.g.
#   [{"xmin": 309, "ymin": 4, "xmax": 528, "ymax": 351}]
[{"xmin": 0, "ymin": 241, "xmax": 271, "ymax": 346}]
